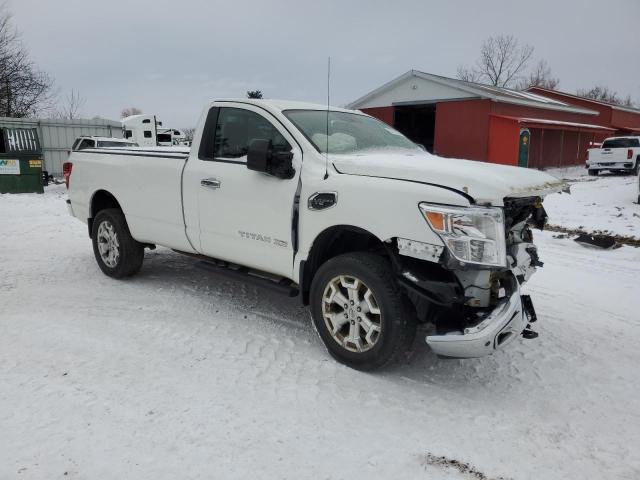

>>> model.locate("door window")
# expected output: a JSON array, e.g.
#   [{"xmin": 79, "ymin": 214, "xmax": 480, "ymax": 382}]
[{"xmin": 213, "ymin": 107, "xmax": 290, "ymax": 160}]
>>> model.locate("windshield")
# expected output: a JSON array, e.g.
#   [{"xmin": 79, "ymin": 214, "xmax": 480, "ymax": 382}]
[
  {"xmin": 284, "ymin": 110, "xmax": 421, "ymax": 154},
  {"xmin": 602, "ymin": 138, "xmax": 639, "ymax": 148},
  {"xmin": 97, "ymin": 141, "xmax": 137, "ymax": 148}
]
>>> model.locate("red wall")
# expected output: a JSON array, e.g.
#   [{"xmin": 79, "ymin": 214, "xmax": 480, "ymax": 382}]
[
  {"xmin": 360, "ymin": 106, "xmax": 394, "ymax": 126},
  {"xmin": 361, "ymin": 98, "xmax": 612, "ymax": 168},
  {"xmin": 527, "ymin": 87, "xmax": 640, "ymax": 132},
  {"xmin": 528, "ymin": 129, "xmax": 544, "ymax": 168},
  {"xmin": 611, "ymin": 109, "xmax": 640, "ymax": 130},
  {"xmin": 434, "ymin": 99, "xmax": 491, "ymax": 160},
  {"xmin": 526, "ymin": 87, "xmax": 613, "ymax": 126},
  {"xmin": 487, "ymin": 116, "xmax": 519, "ymax": 166}
]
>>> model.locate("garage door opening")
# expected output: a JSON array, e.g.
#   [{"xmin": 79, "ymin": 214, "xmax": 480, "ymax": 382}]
[{"xmin": 394, "ymin": 104, "xmax": 436, "ymax": 153}]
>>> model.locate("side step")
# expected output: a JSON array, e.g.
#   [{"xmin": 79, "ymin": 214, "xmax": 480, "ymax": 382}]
[{"xmin": 195, "ymin": 260, "xmax": 299, "ymax": 297}]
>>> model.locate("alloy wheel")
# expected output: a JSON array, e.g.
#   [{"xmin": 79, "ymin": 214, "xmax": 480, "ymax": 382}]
[
  {"xmin": 96, "ymin": 220, "xmax": 120, "ymax": 268},
  {"xmin": 321, "ymin": 275, "xmax": 382, "ymax": 352}
]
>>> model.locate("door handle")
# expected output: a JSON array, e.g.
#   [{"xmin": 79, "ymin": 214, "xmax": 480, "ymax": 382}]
[{"xmin": 201, "ymin": 178, "xmax": 221, "ymax": 189}]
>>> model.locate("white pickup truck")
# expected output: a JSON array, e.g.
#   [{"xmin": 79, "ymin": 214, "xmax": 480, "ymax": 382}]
[
  {"xmin": 586, "ymin": 136, "xmax": 640, "ymax": 176},
  {"xmin": 66, "ymin": 99, "xmax": 564, "ymax": 370}
]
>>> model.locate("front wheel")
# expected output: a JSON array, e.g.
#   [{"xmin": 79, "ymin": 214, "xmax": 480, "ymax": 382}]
[
  {"xmin": 309, "ymin": 252, "xmax": 416, "ymax": 371},
  {"xmin": 91, "ymin": 208, "xmax": 144, "ymax": 278},
  {"xmin": 588, "ymin": 169, "xmax": 598, "ymax": 176}
]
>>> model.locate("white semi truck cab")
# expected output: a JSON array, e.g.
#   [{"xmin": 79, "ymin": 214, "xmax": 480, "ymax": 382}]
[{"xmin": 66, "ymin": 99, "xmax": 565, "ymax": 370}]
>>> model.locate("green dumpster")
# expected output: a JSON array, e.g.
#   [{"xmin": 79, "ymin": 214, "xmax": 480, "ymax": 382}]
[{"xmin": 0, "ymin": 127, "xmax": 44, "ymax": 194}]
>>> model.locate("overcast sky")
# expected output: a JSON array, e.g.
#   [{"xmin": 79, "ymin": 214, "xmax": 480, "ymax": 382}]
[{"xmin": 11, "ymin": 0, "xmax": 640, "ymax": 128}]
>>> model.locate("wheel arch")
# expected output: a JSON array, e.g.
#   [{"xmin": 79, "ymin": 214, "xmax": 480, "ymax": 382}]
[
  {"xmin": 299, "ymin": 225, "xmax": 387, "ymax": 305},
  {"xmin": 88, "ymin": 190, "xmax": 123, "ymax": 238}
]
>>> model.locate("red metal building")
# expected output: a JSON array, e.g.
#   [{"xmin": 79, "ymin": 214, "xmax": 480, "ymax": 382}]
[{"xmin": 347, "ymin": 70, "xmax": 615, "ymax": 168}]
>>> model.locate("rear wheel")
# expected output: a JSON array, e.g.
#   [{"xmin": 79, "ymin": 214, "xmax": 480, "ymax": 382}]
[
  {"xmin": 588, "ymin": 169, "xmax": 598, "ymax": 176},
  {"xmin": 91, "ymin": 208, "xmax": 144, "ymax": 278},
  {"xmin": 309, "ymin": 252, "xmax": 416, "ymax": 371}
]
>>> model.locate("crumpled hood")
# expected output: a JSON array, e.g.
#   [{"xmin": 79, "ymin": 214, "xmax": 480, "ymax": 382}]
[{"xmin": 332, "ymin": 151, "xmax": 566, "ymax": 205}]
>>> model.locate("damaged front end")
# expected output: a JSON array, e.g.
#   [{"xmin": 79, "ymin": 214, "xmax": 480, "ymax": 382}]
[{"xmin": 395, "ymin": 197, "xmax": 546, "ymax": 358}]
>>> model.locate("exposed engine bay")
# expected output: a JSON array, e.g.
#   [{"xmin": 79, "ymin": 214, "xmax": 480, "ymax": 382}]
[{"xmin": 396, "ymin": 196, "xmax": 547, "ymax": 340}]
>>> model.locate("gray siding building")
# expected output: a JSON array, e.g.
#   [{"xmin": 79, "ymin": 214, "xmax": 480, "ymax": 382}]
[{"xmin": 0, "ymin": 117, "xmax": 122, "ymax": 175}]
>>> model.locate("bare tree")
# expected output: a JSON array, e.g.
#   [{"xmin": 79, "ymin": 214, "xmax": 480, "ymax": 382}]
[
  {"xmin": 182, "ymin": 127, "xmax": 195, "ymax": 142},
  {"xmin": 0, "ymin": 3, "xmax": 54, "ymax": 117},
  {"xmin": 55, "ymin": 89, "xmax": 85, "ymax": 119},
  {"xmin": 456, "ymin": 34, "xmax": 534, "ymax": 88},
  {"xmin": 455, "ymin": 66, "xmax": 483, "ymax": 84},
  {"xmin": 517, "ymin": 59, "xmax": 559, "ymax": 90},
  {"xmin": 576, "ymin": 85, "xmax": 636, "ymax": 107},
  {"xmin": 121, "ymin": 106, "xmax": 142, "ymax": 118},
  {"xmin": 247, "ymin": 90, "xmax": 263, "ymax": 99},
  {"xmin": 621, "ymin": 95, "xmax": 635, "ymax": 108}
]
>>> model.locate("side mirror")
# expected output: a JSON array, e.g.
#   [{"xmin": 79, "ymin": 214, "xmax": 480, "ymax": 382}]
[{"xmin": 247, "ymin": 139, "xmax": 295, "ymax": 179}]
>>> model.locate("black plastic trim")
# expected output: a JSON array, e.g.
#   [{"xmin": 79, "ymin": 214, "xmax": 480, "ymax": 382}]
[{"xmin": 198, "ymin": 107, "xmax": 219, "ymax": 161}]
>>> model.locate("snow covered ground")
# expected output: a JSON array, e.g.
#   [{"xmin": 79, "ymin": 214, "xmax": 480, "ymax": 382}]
[
  {"xmin": 1, "ymin": 183, "xmax": 639, "ymax": 480},
  {"xmin": 544, "ymin": 166, "xmax": 640, "ymax": 238}
]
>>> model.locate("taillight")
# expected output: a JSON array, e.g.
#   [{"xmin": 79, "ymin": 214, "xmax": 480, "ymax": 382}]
[
  {"xmin": 63, "ymin": 162, "xmax": 72, "ymax": 189},
  {"xmin": 628, "ymin": 149, "xmax": 633, "ymax": 160}
]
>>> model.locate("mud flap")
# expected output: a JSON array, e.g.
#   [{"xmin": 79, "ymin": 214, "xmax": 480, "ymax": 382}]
[
  {"xmin": 521, "ymin": 294, "xmax": 539, "ymax": 339},
  {"xmin": 521, "ymin": 295, "xmax": 537, "ymax": 323}
]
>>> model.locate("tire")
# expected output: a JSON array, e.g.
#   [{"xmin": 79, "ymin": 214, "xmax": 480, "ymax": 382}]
[
  {"xmin": 91, "ymin": 208, "xmax": 144, "ymax": 278},
  {"xmin": 309, "ymin": 252, "xmax": 416, "ymax": 371},
  {"xmin": 588, "ymin": 169, "xmax": 598, "ymax": 176},
  {"xmin": 633, "ymin": 161, "xmax": 640, "ymax": 176}
]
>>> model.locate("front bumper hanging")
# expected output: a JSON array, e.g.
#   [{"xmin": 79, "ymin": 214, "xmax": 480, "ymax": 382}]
[{"xmin": 425, "ymin": 283, "xmax": 532, "ymax": 359}]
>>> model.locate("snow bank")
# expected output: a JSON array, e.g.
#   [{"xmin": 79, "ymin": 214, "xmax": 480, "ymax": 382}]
[{"xmin": 543, "ymin": 170, "xmax": 640, "ymax": 239}]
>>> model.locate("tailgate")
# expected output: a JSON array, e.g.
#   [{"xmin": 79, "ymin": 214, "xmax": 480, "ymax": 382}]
[{"xmin": 590, "ymin": 148, "xmax": 627, "ymax": 163}]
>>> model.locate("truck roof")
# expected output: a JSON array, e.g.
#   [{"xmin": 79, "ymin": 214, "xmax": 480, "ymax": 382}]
[
  {"xmin": 121, "ymin": 114, "xmax": 156, "ymax": 122},
  {"xmin": 209, "ymin": 98, "xmax": 360, "ymax": 114},
  {"xmin": 604, "ymin": 135, "xmax": 640, "ymax": 141}
]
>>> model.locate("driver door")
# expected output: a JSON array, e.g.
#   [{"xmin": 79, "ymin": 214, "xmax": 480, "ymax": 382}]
[{"xmin": 186, "ymin": 104, "xmax": 302, "ymax": 279}]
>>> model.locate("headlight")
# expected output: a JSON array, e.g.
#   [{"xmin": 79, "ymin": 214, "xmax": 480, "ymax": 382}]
[{"xmin": 419, "ymin": 203, "xmax": 507, "ymax": 267}]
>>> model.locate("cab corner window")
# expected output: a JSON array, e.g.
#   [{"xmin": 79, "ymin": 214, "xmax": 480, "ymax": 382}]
[{"xmin": 78, "ymin": 139, "xmax": 95, "ymax": 150}]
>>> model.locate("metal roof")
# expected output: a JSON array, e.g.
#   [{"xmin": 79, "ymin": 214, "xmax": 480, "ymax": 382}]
[
  {"xmin": 347, "ymin": 70, "xmax": 598, "ymax": 115},
  {"xmin": 491, "ymin": 115, "xmax": 615, "ymax": 132},
  {"xmin": 526, "ymin": 86, "xmax": 640, "ymax": 115}
]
